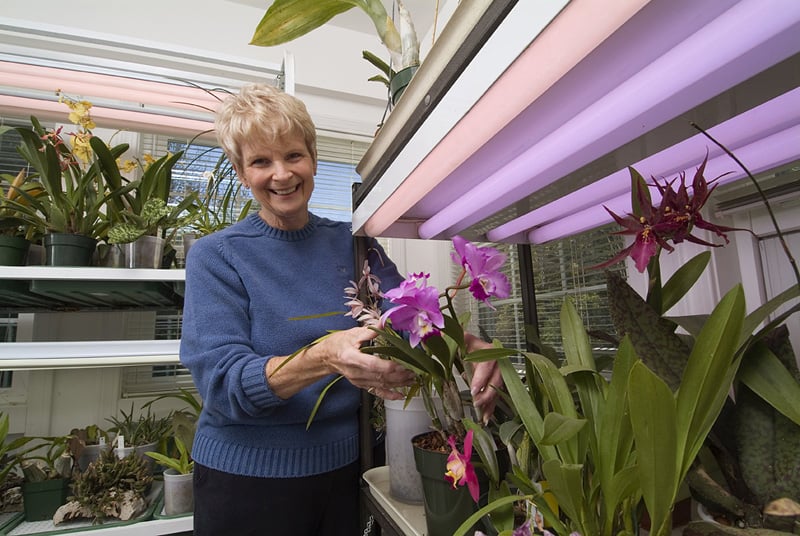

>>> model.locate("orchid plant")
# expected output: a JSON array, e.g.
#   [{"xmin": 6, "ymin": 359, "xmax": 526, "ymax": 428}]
[
  {"xmin": 12, "ymin": 95, "xmax": 135, "ymax": 240},
  {"xmin": 364, "ymin": 236, "xmax": 516, "ymax": 443},
  {"xmin": 457, "ymin": 148, "xmax": 799, "ymax": 536}
]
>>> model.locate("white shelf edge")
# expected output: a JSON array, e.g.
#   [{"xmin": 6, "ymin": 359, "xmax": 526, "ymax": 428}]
[
  {"xmin": 0, "ymin": 340, "xmax": 181, "ymax": 369},
  {"xmin": 0, "ymin": 266, "xmax": 186, "ymax": 281}
]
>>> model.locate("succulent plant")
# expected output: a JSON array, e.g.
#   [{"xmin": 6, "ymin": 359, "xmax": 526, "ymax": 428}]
[{"xmin": 65, "ymin": 446, "xmax": 153, "ymax": 523}]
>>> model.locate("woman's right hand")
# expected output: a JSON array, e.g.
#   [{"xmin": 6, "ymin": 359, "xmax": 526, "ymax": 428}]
[
  {"xmin": 314, "ymin": 326, "xmax": 416, "ymax": 400},
  {"xmin": 266, "ymin": 326, "xmax": 415, "ymax": 400}
]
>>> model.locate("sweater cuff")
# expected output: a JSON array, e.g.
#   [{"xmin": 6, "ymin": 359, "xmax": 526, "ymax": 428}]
[{"xmin": 241, "ymin": 356, "xmax": 282, "ymax": 409}]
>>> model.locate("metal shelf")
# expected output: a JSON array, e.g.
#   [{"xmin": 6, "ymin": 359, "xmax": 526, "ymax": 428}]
[
  {"xmin": 0, "ymin": 266, "xmax": 185, "ymax": 369},
  {"xmin": 0, "ymin": 268, "xmax": 185, "ymax": 312}
]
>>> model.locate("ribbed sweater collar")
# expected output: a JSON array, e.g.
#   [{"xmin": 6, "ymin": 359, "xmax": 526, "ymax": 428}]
[{"xmin": 245, "ymin": 212, "xmax": 320, "ymax": 241}]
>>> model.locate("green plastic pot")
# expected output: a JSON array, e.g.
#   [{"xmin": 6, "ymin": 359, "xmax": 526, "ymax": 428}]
[
  {"xmin": 0, "ymin": 236, "xmax": 30, "ymax": 266},
  {"xmin": 389, "ymin": 65, "xmax": 419, "ymax": 106},
  {"xmin": 412, "ymin": 431, "xmax": 496, "ymax": 536},
  {"xmin": 21, "ymin": 478, "xmax": 70, "ymax": 521},
  {"xmin": 43, "ymin": 233, "xmax": 97, "ymax": 266}
]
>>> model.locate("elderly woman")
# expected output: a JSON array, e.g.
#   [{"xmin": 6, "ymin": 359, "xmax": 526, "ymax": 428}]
[{"xmin": 180, "ymin": 83, "xmax": 502, "ymax": 535}]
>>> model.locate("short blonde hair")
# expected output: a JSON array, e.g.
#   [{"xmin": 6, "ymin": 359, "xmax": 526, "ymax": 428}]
[{"xmin": 215, "ymin": 83, "xmax": 317, "ymax": 171}]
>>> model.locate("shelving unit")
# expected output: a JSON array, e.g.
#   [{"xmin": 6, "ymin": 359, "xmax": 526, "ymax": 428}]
[
  {"xmin": 0, "ymin": 267, "xmax": 184, "ymax": 370},
  {"xmin": 0, "ymin": 266, "xmax": 191, "ymax": 534}
]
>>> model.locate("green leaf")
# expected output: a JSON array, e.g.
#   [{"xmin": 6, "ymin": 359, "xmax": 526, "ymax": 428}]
[
  {"xmin": 542, "ymin": 459, "xmax": 590, "ymax": 534},
  {"xmin": 540, "ymin": 412, "xmax": 586, "ymax": 445},
  {"xmin": 676, "ymin": 285, "xmax": 745, "ymax": 474},
  {"xmin": 496, "ymin": 358, "xmax": 558, "ymax": 462},
  {"xmin": 560, "ymin": 298, "xmax": 595, "ymax": 370},
  {"xmin": 606, "ymin": 270, "xmax": 688, "ymax": 391},
  {"xmin": 596, "ymin": 338, "xmax": 638, "ymax": 521},
  {"xmin": 251, "ymin": 0, "xmax": 357, "ymax": 46},
  {"xmin": 362, "ymin": 49, "xmax": 395, "ymax": 78},
  {"xmin": 453, "ymin": 494, "xmax": 531, "ymax": 536},
  {"xmin": 366, "ymin": 329, "xmax": 445, "ymax": 377},
  {"xmin": 660, "ymin": 252, "xmax": 710, "ymax": 313},
  {"xmin": 739, "ymin": 342, "xmax": 800, "ymax": 426},
  {"xmin": 464, "ymin": 347, "xmax": 519, "ymax": 362},
  {"xmin": 424, "ymin": 333, "xmax": 455, "ymax": 372},
  {"xmin": 306, "ymin": 375, "xmax": 344, "ymax": 429},
  {"xmin": 628, "ymin": 361, "xmax": 678, "ymax": 536},
  {"xmin": 361, "ymin": 345, "xmax": 427, "ymax": 376},
  {"xmin": 463, "ymin": 418, "xmax": 499, "ymax": 484},
  {"xmin": 740, "ymin": 284, "xmax": 800, "ymax": 348}
]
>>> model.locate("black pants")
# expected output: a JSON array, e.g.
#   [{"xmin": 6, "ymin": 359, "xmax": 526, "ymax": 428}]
[{"xmin": 192, "ymin": 461, "xmax": 360, "ymax": 536}]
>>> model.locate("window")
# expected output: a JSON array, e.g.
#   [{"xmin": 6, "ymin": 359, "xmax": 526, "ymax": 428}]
[
  {"xmin": 0, "ymin": 123, "xmax": 29, "ymax": 176},
  {"xmin": 455, "ymin": 224, "xmax": 626, "ymax": 361}
]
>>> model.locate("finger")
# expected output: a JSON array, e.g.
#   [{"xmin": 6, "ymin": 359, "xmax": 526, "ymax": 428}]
[
  {"xmin": 470, "ymin": 362, "xmax": 494, "ymax": 396},
  {"xmin": 473, "ymin": 383, "xmax": 498, "ymax": 408},
  {"xmin": 373, "ymin": 387, "xmax": 405, "ymax": 401}
]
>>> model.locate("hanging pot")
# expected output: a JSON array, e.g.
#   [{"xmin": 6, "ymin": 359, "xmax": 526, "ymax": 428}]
[
  {"xmin": 0, "ymin": 235, "xmax": 30, "ymax": 266},
  {"xmin": 389, "ymin": 65, "xmax": 419, "ymax": 107},
  {"xmin": 43, "ymin": 233, "xmax": 97, "ymax": 267}
]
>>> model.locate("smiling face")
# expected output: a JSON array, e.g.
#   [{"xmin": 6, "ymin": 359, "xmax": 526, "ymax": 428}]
[{"xmin": 235, "ymin": 132, "xmax": 316, "ymax": 231}]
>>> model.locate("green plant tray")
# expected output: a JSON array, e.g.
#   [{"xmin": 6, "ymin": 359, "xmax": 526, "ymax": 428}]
[
  {"xmin": 151, "ymin": 496, "xmax": 192, "ymax": 520},
  {"xmin": 0, "ymin": 281, "xmax": 59, "ymax": 310},
  {"xmin": 0, "ymin": 484, "xmax": 162, "ymax": 535},
  {"xmin": 28, "ymin": 280, "xmax": 180, "ymax": 309},
  {"xmin": 0, "ymin": 513, "xmax": 23, "ymax": 533}
]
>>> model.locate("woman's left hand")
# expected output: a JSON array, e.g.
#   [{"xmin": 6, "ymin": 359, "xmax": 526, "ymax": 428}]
[{"xmin": 465, "ymin": 334, "xmax": 504, "ymax": 424}]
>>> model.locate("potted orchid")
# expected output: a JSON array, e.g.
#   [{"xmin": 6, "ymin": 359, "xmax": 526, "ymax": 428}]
[
  {"xmin": 12, "ymin": 94, "xmax": 138, "ymax": 265},
  {"xmin": 361, "ymin": 236, "xmax": 518, "ymax": 535}
]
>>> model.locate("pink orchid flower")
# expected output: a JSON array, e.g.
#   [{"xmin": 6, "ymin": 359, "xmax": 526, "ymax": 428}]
[
  {"xmin": 444, "ymin": 429, "xmax": 479, "ymax": 503},
  {"xmin": 380, "ymin": 272, "xmax": 444, "ymax": 347},
  {"xmin": 451, "ymin": 235, "xmax": 511, "ymax": 308}
]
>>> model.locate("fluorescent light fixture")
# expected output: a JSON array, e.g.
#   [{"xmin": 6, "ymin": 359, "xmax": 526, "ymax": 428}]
[
  {"xmin": 1, "ymin": 61, "xmax": 225, "ymax": 112},
  {"xmin": 414, "ymin": 0, "xmax": 800, "ymax": 240},
  {"xmin": 355, "ymin": 0, "xmax": 648, "ymax": 237},
  {"xmin": 527, "ymin": 123, "xmax": 800, "ymax": 244},
  {"xmin": 0, "ymin": 94, "xmax": 214, "ymax": 138},
  {"xmin": 488, "ymin": 87, "xmax": 800, "ymax": 241}
]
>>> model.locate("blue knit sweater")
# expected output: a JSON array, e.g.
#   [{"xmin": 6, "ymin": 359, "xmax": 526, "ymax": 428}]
[{"xmin": 180, "ymin": 213, "xmax": 402, "ymax": 478}]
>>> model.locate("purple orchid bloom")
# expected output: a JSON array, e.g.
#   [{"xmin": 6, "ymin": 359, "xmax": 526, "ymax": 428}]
[
  {"xmin": 380, "ymin": 273, "xmax": 445, "ymax": 347},
  {"xmin": 451, "ymin": 235, "xmax": 511, "ymax": 307},
  {"xmin": 597, "ymin": 156, "xmax": 743, "ymax": 273},
  {"xmin": 444, "ymin": 429, "xmax": 480, "ymax": 503},
  {"xmin": 512, "ymin": 519, "xmax": 532, "ymax": 536}
]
